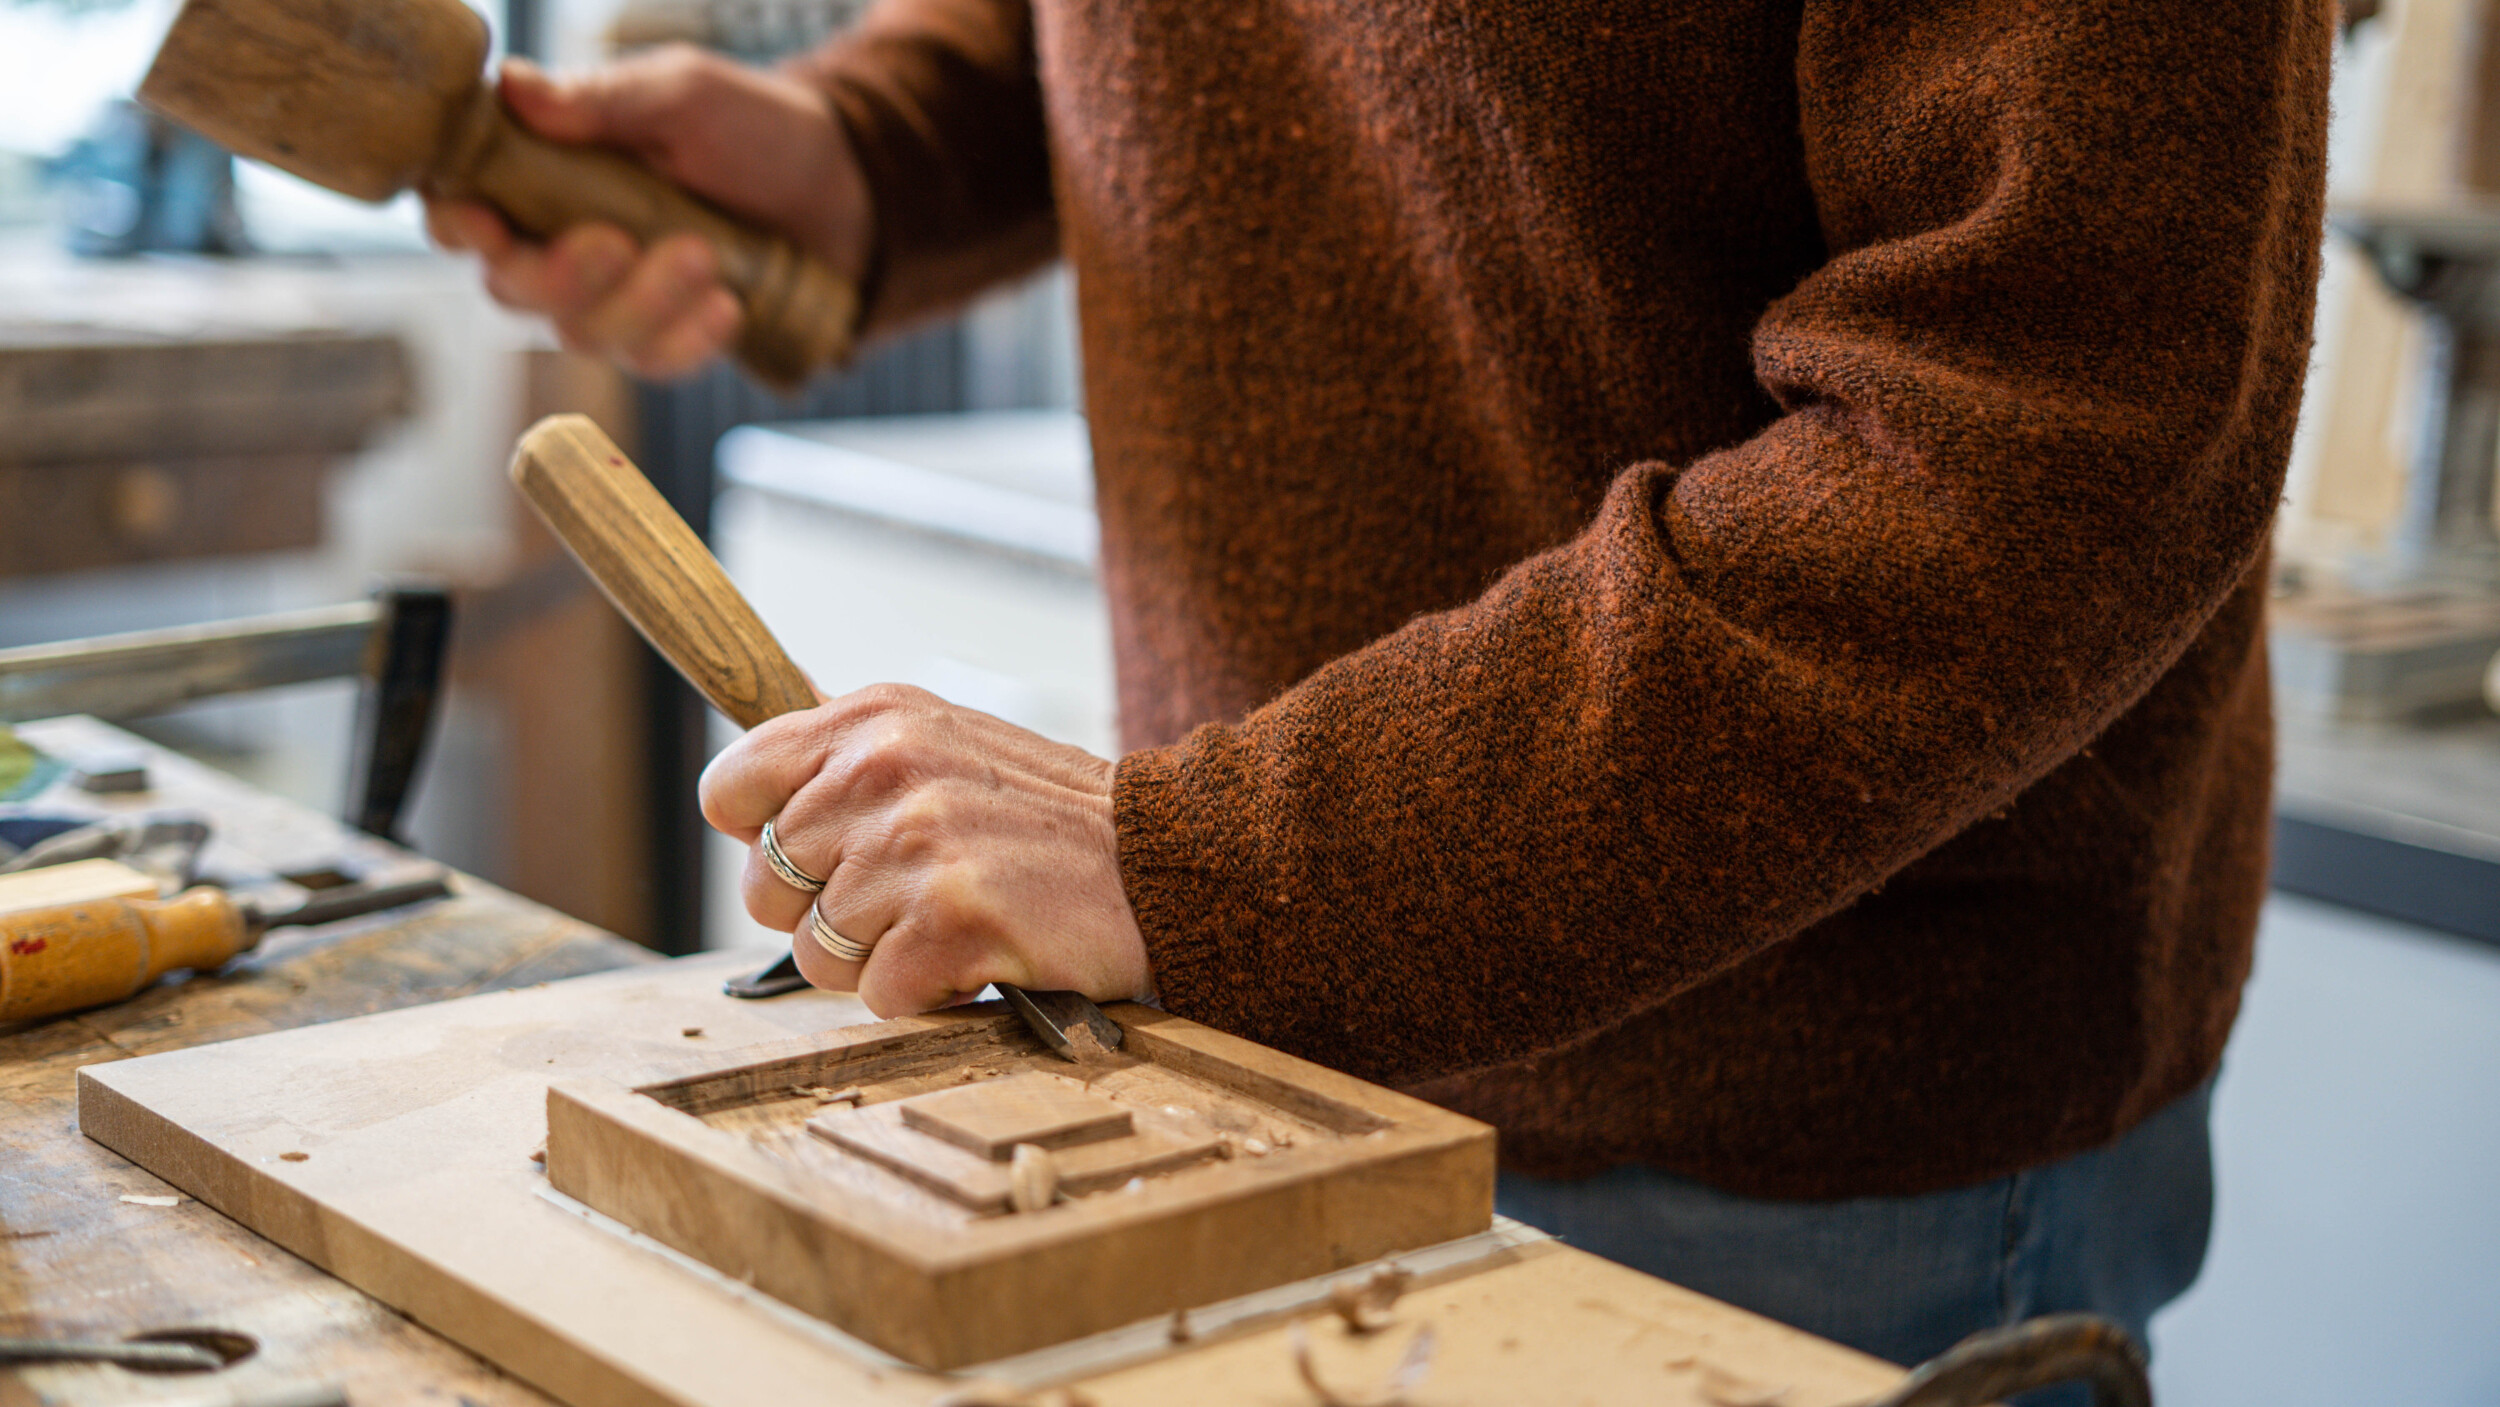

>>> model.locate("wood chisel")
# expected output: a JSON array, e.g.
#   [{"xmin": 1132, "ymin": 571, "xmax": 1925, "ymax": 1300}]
[
  {"xmin": 0, "ymin": 874, "xmax": 452, "ymax": 1022},
  {"xmin": 507, "ymin": 413, "xmax": 1125, "ymax": 1061}
]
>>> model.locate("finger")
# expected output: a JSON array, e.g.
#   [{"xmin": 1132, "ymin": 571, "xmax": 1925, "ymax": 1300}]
[
  {"xmin": 497, "ymin": 56, "xmax": 613, "ymax": 146},
  {"xmin": 789, "ymin": 908, "xmax": 865, "ymax": 993},
  {"xmin": 852, "ymin": 910, "xmax": 1016, "ymax": 1020},
  {"xmin": 699, "ymin": 688, "xmax": 929, "ymax": 838},
  {"xmin": 425, "ymin": 200, "xmax": 513, "ymax": 257},
  {"xmin": 541, "ymin": 223, "xmax": 641, "ymax": 326},
  {"xmin": 566, "ymin": 233, "xmax": 720, "ymax": 367},
  {"xmin": 739, "ymin": 836, "xmax": 822, "ymax": 936},
  {"xmin": 631, "ymin": 287, "xmax": 743, "ymax": 381},
  {"xmin": 789, "ymin": 885, "xmax": 897, "ymax": 996}
]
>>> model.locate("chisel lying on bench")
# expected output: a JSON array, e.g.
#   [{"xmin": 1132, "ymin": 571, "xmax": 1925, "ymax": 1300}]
[{"xmin": 508, "ymin": 413, "xmax": 1124, "ymax": 1062}]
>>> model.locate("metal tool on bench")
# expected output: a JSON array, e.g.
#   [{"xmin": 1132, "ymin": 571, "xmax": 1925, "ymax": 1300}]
[
  {"xmin": 0, "ymin": 870, "xmax": 452, "ymax": 1023},
  {"xmin": 507, "ymin": 413, "xmax": 1125, "ymax": 1062}
]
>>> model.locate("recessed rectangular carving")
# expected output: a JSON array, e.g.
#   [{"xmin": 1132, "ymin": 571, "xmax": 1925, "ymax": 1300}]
[{"xmin": 543, "ymin": 1002, "xmax": 1495, "ymax": 1369}]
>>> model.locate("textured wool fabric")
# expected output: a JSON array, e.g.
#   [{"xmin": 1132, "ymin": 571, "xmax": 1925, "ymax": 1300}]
[{"xmin": 800, "ymin": 0, "xmax": 2332, "ymax": 1198}]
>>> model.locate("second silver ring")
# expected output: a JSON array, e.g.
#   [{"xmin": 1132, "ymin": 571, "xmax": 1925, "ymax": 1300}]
[
  {"xmin": 810, "ymin": 907, "xmax": 875, "ymax": 963},
  {"xmin": 761, "ymin": 818, "xmax": 826, "ymax": 894}
]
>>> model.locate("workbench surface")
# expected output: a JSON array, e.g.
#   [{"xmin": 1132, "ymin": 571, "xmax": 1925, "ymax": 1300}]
[
  {"xmin": 1, "ymin": 716, "xmax": 650, "ymax": 1406},
  {"xmin": 2, "ymin": 717, "xmax": 1907, "ymax": 1407}
]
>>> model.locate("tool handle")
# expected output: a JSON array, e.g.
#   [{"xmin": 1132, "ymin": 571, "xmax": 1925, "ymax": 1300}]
[
  {"xmin": 434, "ymin": 90, "xmax": 858, "ymax": 393},
  {"xmin": 510, "ymin": 415, "xmax": 819, "ymax": 730},
  {"xmin": 0, "ymin": 889, "xmax": 248, "ymax": 1022},
  {"xmin": 509, "ymin": 416, "xmax": 1116, "ymax": 1053}
]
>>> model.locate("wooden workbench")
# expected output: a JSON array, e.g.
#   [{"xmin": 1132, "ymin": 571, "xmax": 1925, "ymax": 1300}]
[
  {"xmin": 2, "ymin": 717, "xmax": 1907, "ymax": 1407},
  {"xmin": 0, "ymin": 716, "xmax": 649, "ymax": 1406}
]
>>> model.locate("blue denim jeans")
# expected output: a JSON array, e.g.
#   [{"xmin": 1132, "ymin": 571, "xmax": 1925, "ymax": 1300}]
[{"xmin": 1495, "ymin": 1081, "xmax": 2214, "ymax": 1407}]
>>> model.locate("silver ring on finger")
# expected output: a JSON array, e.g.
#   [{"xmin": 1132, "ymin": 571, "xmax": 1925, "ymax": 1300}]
[
  {"xmin": 810, "ymin": 906, "xmax": 875, "ymax": 964},
  {"xmin": 761, "ymin": 818, "xmax": 826, "ymax": 894}
]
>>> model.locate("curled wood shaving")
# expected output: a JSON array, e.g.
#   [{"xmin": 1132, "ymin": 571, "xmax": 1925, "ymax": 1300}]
[
  {"xmin": 1696, "ymin": 1365, "xmax": 1792, "ymax": 1407},
  {"xmin": 1327, "ymin": 1266, "xmax": 1414, "ymax": 1334},
  {"xmin": 929, "ymin": 1378, "xmax": 1030, "ymax": 1406},
  {"xmin": 1290, "ymin": 1320, "xmax": 1435, "ymax": 1407},
  {"xmin": 1009, "ymin": 1143, "xmax": 1060, "ymax": 1214}
]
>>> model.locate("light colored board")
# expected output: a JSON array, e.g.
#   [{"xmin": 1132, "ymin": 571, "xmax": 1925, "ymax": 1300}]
[
  {"xmin": 897, "ymin": 1070, "xmax": 1133, "ymax": 1157},
  {"xmin": 74, "ymin": 948, "xmax": 1910, "ymax": 1406}
]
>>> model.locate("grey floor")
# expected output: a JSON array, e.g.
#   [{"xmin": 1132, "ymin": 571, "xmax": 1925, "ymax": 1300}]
[{"xmin": 2150, "ymin": 893, "xmax": 2500, "ymax": 1407}]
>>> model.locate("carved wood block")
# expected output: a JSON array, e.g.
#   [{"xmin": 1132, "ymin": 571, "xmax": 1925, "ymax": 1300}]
[
  {"xmin": 543, "ymin": 1002, "xmax": 1495, "ymax": 1370},
  {"xmin": 812, "ymin": 1095, "xmax": 1218, "ymax": 1212}
]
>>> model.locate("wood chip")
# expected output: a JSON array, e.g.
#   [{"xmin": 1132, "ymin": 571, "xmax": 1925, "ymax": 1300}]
[
  {"xmin": 1167, "ymin": 1307, "xmax": 1194, "ymax": 1344},
  {"xmin": 929, "ymin": 1379, "xmax": 1031, "ymax": 1406},
  {"xmin": 1008, "ymin": 1143, "xmax": 1059, "ymax": 1214},
  {"xmin": 119, "ymin": 1194, "xmax": 181, "ymax": 1207},
  {"xmin": 793, "ymin": 1085, "xmax": 864, "ymax": 1105},
  {"xmin": 1327, "ymin": 1265, "xmax": 1413, "ymax": 1334},
  {"xmin": 1697, "ymin": 1366, "xmax": 1792, "ymax": 1407},
  {"xmin": 279, "ymin": 1151, "xmax": 309, "ymax": 1163},
  {"xmin": 1290, "ymin": 1320, "xmax": 1436, "ymax": 1407},
  {"xmin": 1061, "ymin": 1019, "xmax": 1111, "ymax": 1065},
  {"xmin": 681, "ymin": 1027, "xmax": 704, "ymax": 1038}
]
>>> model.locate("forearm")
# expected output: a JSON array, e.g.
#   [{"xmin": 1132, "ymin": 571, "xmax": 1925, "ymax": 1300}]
[{"xmin": 1117, "ymin": 0, "xmax": 2333, "ymax": 1087}]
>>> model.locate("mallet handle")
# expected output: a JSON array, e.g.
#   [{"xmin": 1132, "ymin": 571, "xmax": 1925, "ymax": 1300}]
[{"xmin": 436, "ymin": 92, "xmax": 857, "ymax": 393}]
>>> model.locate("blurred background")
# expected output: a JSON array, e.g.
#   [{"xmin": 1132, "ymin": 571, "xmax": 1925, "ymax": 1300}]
[{"xmin": 0, "ymin": 0, "xmax": 2491, "ymax": 1403}]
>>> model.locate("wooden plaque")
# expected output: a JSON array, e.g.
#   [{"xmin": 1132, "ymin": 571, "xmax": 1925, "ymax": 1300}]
[{"xmin": 543, "ymin": 1002, "xmax": 1495, "ymax": 1370}]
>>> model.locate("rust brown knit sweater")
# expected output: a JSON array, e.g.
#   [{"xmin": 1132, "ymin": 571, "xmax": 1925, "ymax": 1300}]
[{"xmin": 799, "ymin": 0, "xmax": 2332, "ymax": 1198}]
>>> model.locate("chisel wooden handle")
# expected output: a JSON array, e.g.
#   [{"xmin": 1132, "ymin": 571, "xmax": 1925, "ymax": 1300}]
[
  {"xmin": 430, "ymin": 90, "xmax": 855, "ymax": 393},
  {"xmin": 510, "ymin": 416, "xmax": 1123, "ymax": 1055},
  {"xmin": 510, "ymin": 415, "xmax": 819, "ymax": 730},
  {"xmin": 0, "ymin": 889, "xmax": 248, "ymax": 1022}
]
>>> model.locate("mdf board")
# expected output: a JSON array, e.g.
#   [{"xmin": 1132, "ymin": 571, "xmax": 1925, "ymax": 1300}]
[
  {"xmin": 75, "ymin": 950, "xmax": 1908, "ymax": 1407},
  {"xmin": 544, "ymin": 1005, "xmax": 1494, "ymax": 1367}
]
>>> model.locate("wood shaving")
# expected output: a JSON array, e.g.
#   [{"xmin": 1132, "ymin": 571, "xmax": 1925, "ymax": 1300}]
[
  {"xmin": 279, "ymin": 1151, "xmax": 310, "ymax": 1163},
  {"xmin": 682, "ymin": 1027, "xmax": 704, "ymax": 1038},
  {"xmin": 1009, "ymin": 1143, "xmax": 1060, "ymax": 1213},
  {"xmin": 1290, "ymin": 1320, "xmax": 1435, "ymax": 1407},
  {"xmin": 1167, "ymin": 1307, "xmax": 1194, "ymax": 1344},
  {"xmin": 1242, "ymin": 1137, "xmax": 1272, "ymax": 1156},
  {"xmin": 1060, "ymin": 1020, "xmax": 1118, "ymax": 1069},
  {"xmin": 793, "ymin": 1085, "xmax": 864, "ymax": 1105},
  {"xmin": 528, "ymin": 1141, "xmax": 547, "ymax": 1165},
  {"xmin": 1327, "ymin": 1265, "xmax": 1414, "ymax": 1334},
  {"xmin": 119, "ymin": 1194, "xmax": 181, "ymax": 1207},
  {"xmin": 1697, "ymin": 1366, "xmax": 1791, "ymax": 1407},
  {"xmin": 929, "ymin": 1379, "xmax": 1031, "ymax": 1406}
]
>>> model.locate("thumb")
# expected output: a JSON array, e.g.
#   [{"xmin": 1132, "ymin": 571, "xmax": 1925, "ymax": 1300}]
[{"xmin": 496, "ymin": 57, "xmax": 617, "ymax": 145}]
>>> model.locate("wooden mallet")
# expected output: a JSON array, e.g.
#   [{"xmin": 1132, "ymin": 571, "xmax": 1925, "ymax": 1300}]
[{"xmin": 138, "ymin": 0, "xmax": 856, "ymax": 391}]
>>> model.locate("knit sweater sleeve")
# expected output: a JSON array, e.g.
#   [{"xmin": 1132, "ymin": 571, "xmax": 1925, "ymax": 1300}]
[
  {"xmin": 1115, "ymin": 1, "xmax": 2330, "ymax": 1085},
  {"xmin": 784, "ymin": 0, "xmax": 1057, "ymax": 333}
]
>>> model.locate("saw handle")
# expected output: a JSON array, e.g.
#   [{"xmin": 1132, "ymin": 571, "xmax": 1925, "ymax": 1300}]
[
  {"xmin": 433, "ymin": 90, "xmax": 857, "ymax": 393},
  {"xmin": 509, "ymin": 414, "xmax": 820, "ymax": 729}
]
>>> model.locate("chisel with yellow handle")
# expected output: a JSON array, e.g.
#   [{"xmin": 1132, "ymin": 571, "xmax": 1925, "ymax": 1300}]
[
  {"xmin": 508, "ymin": 414, "xmax": 1125, "ymax": 1061},
  {"xmin": 0, "ymin": 875, "xmax": 450, "ymax": 1022}
]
